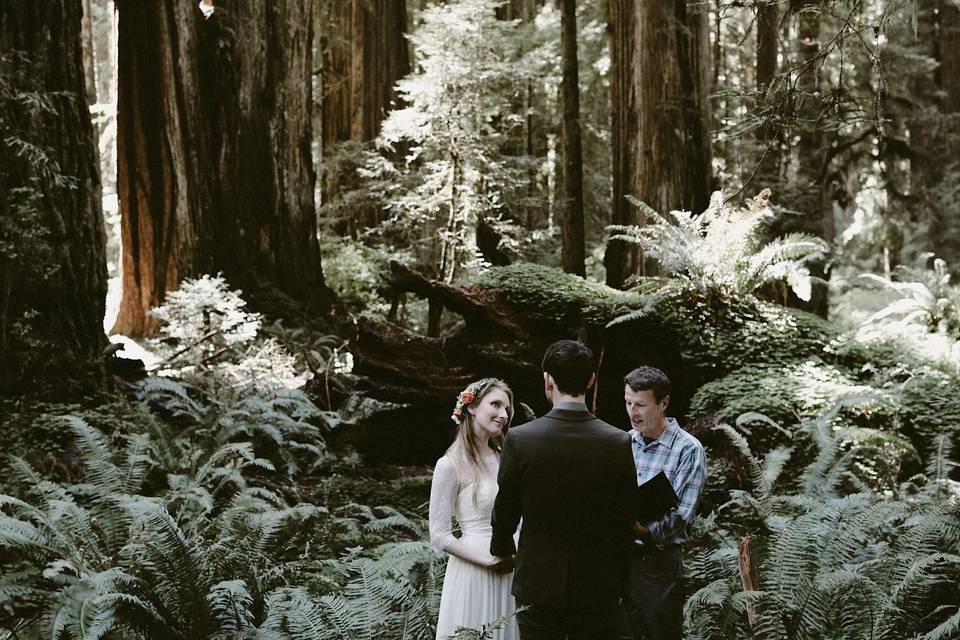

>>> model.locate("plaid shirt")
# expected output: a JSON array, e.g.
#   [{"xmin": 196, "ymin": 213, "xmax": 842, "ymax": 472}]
[{"xmin": 631, "ymin": 417, "xmax": 707, "ymax": 547}]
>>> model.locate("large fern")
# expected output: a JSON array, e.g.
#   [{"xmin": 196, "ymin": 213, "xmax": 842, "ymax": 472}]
[
  {"xmin": 686, "ymin": 411, "xmax": 960, "ymax": 640},
  {"xmin": 606, "ymin": 191, "xmax": 827, "ymax": 302}
]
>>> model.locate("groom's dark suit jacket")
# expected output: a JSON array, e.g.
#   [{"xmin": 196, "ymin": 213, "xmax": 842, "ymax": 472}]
[{"xmin": 490, "ymin": 402, "xmax": 637, "ymax": 607}]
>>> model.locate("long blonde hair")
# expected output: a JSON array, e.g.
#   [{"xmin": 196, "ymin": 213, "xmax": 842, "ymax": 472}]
[{"xmin": 446, "ymin": 378, "xmax": 514, "ymax": 503}]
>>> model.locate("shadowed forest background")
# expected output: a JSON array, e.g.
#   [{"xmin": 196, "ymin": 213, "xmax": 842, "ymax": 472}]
[{"xmin": 1, "ymin": 0, "xmax": 959, "ymax": 638}]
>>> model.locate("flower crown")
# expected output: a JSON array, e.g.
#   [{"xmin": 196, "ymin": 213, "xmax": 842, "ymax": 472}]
[{"xmin": 450, "ymin": 379, "xmax": 493, "ymax": 424}]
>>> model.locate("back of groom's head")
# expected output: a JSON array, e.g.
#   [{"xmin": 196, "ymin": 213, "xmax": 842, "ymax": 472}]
[{"xmin": 542, "ymin": 340, "xmax": 595, "ymax": 396}]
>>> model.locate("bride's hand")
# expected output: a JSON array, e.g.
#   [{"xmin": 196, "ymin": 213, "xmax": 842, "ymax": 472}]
[{"xmin": 486, "ymin": 554, "xmax": 514, "ymax": 573}]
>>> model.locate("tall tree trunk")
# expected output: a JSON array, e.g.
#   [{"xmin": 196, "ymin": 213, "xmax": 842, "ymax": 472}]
[
  {"xmin": 495, "ymin": 0, "xmax": 540, "ymax": 20},
  {"xmin": 0, "ymin": 0, "xmax": 108, "ymax": 392},
  {"xmin": 605, "ymin": 0, "xmax": 712, "ymax": 289},
  {"xmin": 559, "ymin": 0, "xmax": 585, "ymax": 276},
  {"xmin": 112, "ymin": 0, "xmax": 326, "ymax": 337},
  {"xmin": 320, "ymin": 0, "xmax": 409, "ymax": 234},
  {"xmin": 789, "ymin": 0, "xmax": 830, "ymax": 315},
  {"xmin": 81, "ymin": 0, "xmax": 97, "ymax": 105},
  {"xmin": 753, "ymin": 0, "xmax": 781, "ymax": 197},
  {"xmin": 928, "ymin": 0, "xmax": 960, "ymax": 266},
  {"xmin": 112, "ymin": 1, "xmax": 210, "ymax": 336},
  {"xmin": 939, "ymin": 0, "xmax": 960, "ymax": 113}
]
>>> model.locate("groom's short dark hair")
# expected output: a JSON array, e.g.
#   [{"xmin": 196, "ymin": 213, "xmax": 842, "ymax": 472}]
[{"xmin": 542, "ymin": 340, "xmax": 594, "ymax": 395}]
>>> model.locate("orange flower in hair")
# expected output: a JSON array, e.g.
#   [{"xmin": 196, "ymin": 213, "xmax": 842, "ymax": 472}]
[{"xmin": 450, "ymin": 381, "xmax": 489, "ymax": 423}]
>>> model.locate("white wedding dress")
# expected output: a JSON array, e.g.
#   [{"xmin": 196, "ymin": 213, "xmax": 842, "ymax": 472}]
[{"xmin": 429, "ymin": 454, "xmax": 519, "ymax": 640}]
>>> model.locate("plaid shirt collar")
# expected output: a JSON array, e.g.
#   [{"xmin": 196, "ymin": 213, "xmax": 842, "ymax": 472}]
[{"xmin": 631, "ymin": 418, "xmax": 681, "ymax": 451}]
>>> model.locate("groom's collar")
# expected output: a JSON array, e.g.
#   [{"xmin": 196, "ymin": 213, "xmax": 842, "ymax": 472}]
[{"xmin": 546, "ymin": 401, "xmax": 593, "ymax": 421}]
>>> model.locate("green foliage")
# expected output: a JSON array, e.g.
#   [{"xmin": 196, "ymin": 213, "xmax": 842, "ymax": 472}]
[
  {"xmin": 318, "ymin": 236, "xmax": 396, "ymax": 314},
  {"xmin": 685, "ymin": 411, "xmax": 960, "ymax": 640},
  {"xmin": 149, "ymin": 275, "xmax": 310, "ymax": 394},
  {"xmin": 477, "ymin": 263, "xmax": 634, "ymax": 323},
  {"xmin": 608, "ymin": 191, "xmax": 827, "ymax": 302},
  {"xmin": 690, "ymin": 360, "xmax": 893, "ymax": 426},
  {"xmin": 860, "ymin": 256, "xmax": 960, "ymax": 335},
  {"xmin": 342, "ymin": 0, "xmax": 558, "ymax": 282},
  {"xmin": 0, "ymin": 186, "xmax": 57, "ymax": 355},
  {"xmin": 0, "ymin": 382, "xmax": 446, "ymax": 640}
]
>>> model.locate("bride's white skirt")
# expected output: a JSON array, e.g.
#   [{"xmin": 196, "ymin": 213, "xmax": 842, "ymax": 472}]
[{"xmin": 435, "ymin": 535, "xmax": 520, "ymax": 640}]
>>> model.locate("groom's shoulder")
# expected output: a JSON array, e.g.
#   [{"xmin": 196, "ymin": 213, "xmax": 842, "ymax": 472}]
[
  {"xmin": 507, "ymin": 417, "xmax": 549, "ymax": 437},
  {"xmin": 589, "ymin": 417, "xmax": 632, "ymax": 442}
]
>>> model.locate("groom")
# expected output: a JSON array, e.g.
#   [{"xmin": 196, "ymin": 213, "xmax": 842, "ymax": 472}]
[{"xmin": 490, "ymin": 340, "xmax": 637, "ymax": 639}]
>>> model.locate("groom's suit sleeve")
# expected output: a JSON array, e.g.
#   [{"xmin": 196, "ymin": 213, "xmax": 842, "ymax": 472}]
[{"xmin": 490, "ymin": 430, "xmax": 521, "ymax": 556}]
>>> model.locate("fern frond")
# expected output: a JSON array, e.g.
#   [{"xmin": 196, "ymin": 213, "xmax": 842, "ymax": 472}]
[
  {"xmin": 914, "ymin": 606, "xmax": 960, "ymax": 640},
  {"xmin": 207, "ymin": 579, "xmax": 255, "ymax": 632}
]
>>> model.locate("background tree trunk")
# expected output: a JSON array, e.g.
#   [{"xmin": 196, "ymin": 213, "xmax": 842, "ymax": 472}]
[
  {"xmin": 753, "ymin": 0, "xmax": 781, "ymax": 197},
  {"xmin": 605, "ymin": 0, "xmax": 712, "ymax": 289},
  {"xmin": 928, "ymin": 0, "xmax": 960, "ymax": 267},
  {"xmin": 319, "ymin": 0, "xmax": 409, "ymax": 235},
  {"xmin": 495, "ymin": 0, "xmax": 540, "ymax": 20},
  {"xmin": 81, "ymin": 0, "xmax": 97, "ymax": 105},
  {"xmin": 112, "ymin": 0, "xmax": 326, "ymax": 337},
  {"xmin": 770, "ymin": 0, "xmax": 830, "ymax": 316},
  {"xmin": 111, "ymin": 1, "xmax": 209, "ymax": 336},
  {"xmin": 939, "ymin": 0, "xmax": 960, "ymax": 114},
  {"xmin": 0, "ymin": 0, "xmax": 108, "ymax": 393},
  {"xmin": 559, "ymin": 0, "xmax": 585, "ymax": 276}
]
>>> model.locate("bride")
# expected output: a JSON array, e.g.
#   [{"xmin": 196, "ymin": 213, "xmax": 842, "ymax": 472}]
[{"xmin": 429, "ymin": 378, "xmax": 519, "ymax": 640}]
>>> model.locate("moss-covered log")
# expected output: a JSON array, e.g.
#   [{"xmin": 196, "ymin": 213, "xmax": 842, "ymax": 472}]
[{"xmin": 343, "ymin": 262, "xmax": 860, "ymax": 464}]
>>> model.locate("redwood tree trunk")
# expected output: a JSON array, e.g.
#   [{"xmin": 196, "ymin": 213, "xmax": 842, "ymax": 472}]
[
  {"xmin": 559, "ymin": 0, "xmax": 585, "ymax": 277},
  {"xmin": 112, "ymin": 0, "xmax": 325, "ymax": 337},
  {"xmin": 320, "ymin": 0, "xmax": 409, "ymax": 234},
  {"xmin": 605, "ymin": 0, "xmax": 712, "ymax": 289},
  {"xmin": 0, "ymin": 0, "xmax": 108, "ymax": 392},
  {"xmin": 939, "ymin": 0, "xmax": 960, "ymax": 113},
  {"xmin": 786, "ymin": 0, "xmax": 830, "ymax": 315},
  {"xmin": 753, "ymin": 0, "xmax": 781, "ymax": 197},
  {"xmin": 929, "ymin": 0, "xmax": 960, "ymax": 266}
]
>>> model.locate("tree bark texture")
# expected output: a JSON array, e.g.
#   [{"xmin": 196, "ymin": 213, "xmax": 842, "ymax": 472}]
[
  {"xmin": 605, "ymin": 0, "xmax": 712, "ymax": 289},
  {"xmin": 938, "ymin": 0, "xmax": 960, "ymax": 114},
  {"xmin": 559, "ymin": 0, "xmax": 585, "ymax": 276},
  {"xmin": 753, "ymin": 0, "xmax": 781, "ymax": 197},
  {"xmin": 0, "ymin": 0, "xmax": 108, "ymax": 392},
  {"xmin": 928, "ymin": 0, "xmax": 960, "ymax": 266},
  {"xmin": 81, "ymin": 0, "xmax": 97, "ymax": 105},
  {"xmin": 495, "ymin": 0, "xmax": 542, "ymax": 21},
  {"xmin": 319, "ymin": 0, "xmax": 409, "ymax": 232},
  {"xmin": 784, "ymin": 0, "xmax": 829, "ymax": 315},
  {"xmin": 756, "ymin": 1, "xmax": 778, "ymax": 90},
  {"xmin": 112, "ymin": 0, "xmax": 325, "ymax": 337},
  {"xmin": 319, "ymin": 0, "xmax": 408, "ymax": 143}
]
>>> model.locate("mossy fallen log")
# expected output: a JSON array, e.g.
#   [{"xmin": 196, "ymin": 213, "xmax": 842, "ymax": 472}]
[{"xmin": 343, "ymin": 262, "xmax": 854, "ymax": 464}]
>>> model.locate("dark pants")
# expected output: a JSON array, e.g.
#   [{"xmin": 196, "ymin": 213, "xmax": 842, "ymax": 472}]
[
  {"xmin": 625, "ymin": 546, "xmax": 684, "ymax": 640},
  {"xmin": 516, "ymin": 599, "xmax": 632, "ymax": 640}
]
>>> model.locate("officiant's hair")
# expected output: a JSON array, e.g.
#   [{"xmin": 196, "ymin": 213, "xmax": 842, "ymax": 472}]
[
  {"xmin": 624, "ymin": 366, "xmax": 671, "ymax": 402},
  {"xmin": 542, "ymin": 340, "xmax": 595, "ymax": 395},
  {"xmin": 447, "ymin": 379, "xmax": 514, "ymax": 504}
]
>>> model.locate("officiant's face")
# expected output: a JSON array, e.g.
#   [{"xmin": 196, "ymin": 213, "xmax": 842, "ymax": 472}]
[
  {"xmin": 469, "ymin": 388, "xmax": 512, "ymax": 438},
  {"xmin": 624, "ymin": 386, "xmax": 669, "ymax": 437}
]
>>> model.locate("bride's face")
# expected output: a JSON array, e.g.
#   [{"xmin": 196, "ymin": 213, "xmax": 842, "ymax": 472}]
[{"xmin": 469, "ymin": 388, "xmax": 511, "ymax": 440}]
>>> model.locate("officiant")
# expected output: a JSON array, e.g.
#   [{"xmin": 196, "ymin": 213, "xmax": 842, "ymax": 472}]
[{"xmin": 623, "ymin": 366, "xmax": 708, "ymax": 640}]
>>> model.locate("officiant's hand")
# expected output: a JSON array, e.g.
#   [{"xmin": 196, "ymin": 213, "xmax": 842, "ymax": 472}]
[
  {"xmin": 633, "ymin": 522, "xmax": 652, "ymax": 541},
  {"xmin": 487, "ymin": 554, "xmax": 514, "ymax": 574}
]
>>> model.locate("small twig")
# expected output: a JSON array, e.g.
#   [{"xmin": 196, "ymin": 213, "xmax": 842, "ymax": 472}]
[
  {"xmin": 592, "ymin": 343, "xmax": 605, "ymax": 415},
  {"xmin": 158, "ymin": 329, "xmax": 220, "ymax": 365},
  {"xmin": 724, "ymin": 136, "xmax": 780, "ymax": 205}
]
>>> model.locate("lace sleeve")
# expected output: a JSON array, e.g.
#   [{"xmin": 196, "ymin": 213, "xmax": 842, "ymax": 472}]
[{"xmin": 429, "ymin": 456, "xmax": 459, "ymax": 552}]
